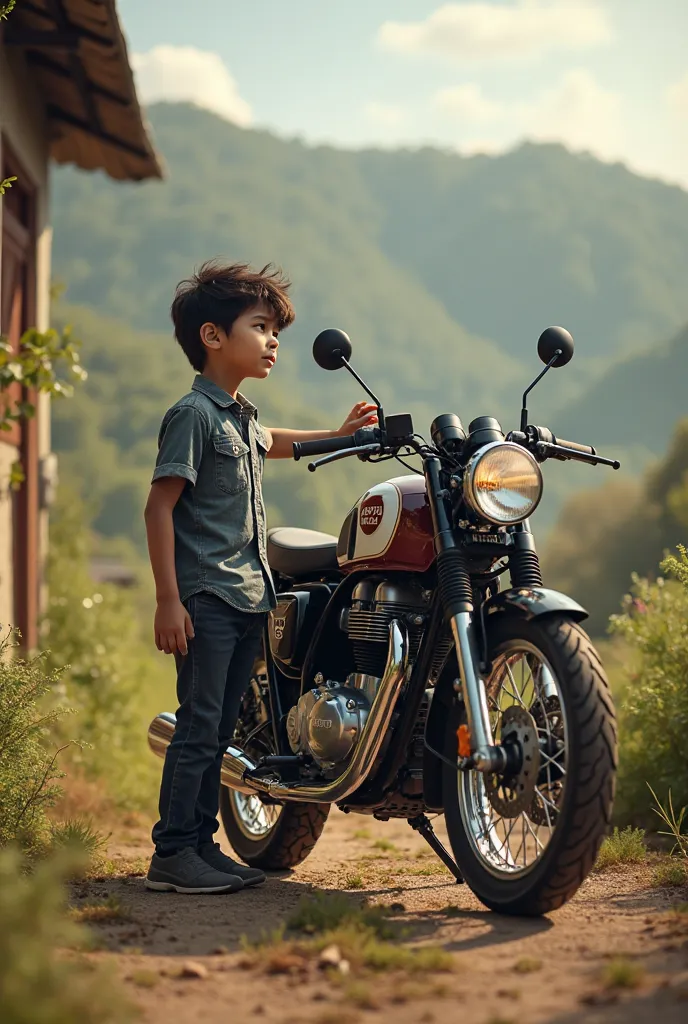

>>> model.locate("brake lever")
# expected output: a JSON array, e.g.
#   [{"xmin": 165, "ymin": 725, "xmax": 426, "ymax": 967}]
[
  {"xmin": 534, "ymin": 441, "xmax": 620, "ymax": 470},
  {"xmin": 308, "ymin": 443, "xmax": 382, "ymax": 473}
]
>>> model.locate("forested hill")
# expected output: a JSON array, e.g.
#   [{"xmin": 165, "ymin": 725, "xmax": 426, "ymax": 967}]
[
  {"xmin": 48, "ymin": 102, "xmax": 688, "ymax": 550},
  {"xmin": 553, "ymin": 323, "xmax": 688, "ymax": 454},
  {"xmin": 51, "ymin": 102, "xmax": 688, "ymax": 378}
]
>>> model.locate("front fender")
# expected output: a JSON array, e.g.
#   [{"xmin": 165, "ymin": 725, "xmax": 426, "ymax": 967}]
[{"xmin": 484, "ymin": 586, "xmax": 588, "ymax": 623}]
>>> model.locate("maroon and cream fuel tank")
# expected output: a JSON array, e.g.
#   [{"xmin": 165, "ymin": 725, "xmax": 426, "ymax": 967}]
[{"xmin": 336, "ymin": 475, "xmax": 435, "ymax": 573}]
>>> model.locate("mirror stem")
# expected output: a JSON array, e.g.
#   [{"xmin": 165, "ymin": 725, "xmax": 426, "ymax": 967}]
[
  {"xmin": 519, "ymin": 349, "xmax": 562, "ymax": 432},
  {"xmin": 340, "ymin": 356, "xmax": 385, "ymax": 431}
]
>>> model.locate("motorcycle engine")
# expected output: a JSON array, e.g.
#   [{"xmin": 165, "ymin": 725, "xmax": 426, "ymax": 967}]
[{"xmin": 286, "ymin": 581, "xmax": 438, "ymax": 769}]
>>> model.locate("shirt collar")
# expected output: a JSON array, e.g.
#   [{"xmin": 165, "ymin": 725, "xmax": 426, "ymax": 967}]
[{"xmin": 192, "ymin": 375, "xmax": 258, "ymax": 418}]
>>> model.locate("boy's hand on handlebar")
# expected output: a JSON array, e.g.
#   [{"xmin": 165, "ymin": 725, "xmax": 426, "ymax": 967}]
[
  {"xmin": 155, "ymin": 597, "xmax": 195, "ymax": 656},
  {"xmin": 337, "ymin": 402, "xmax": 378, "ymax": 435}
]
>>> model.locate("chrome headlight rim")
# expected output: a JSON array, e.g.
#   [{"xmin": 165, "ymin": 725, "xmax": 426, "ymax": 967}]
[{"xmin": 463, "ymin": 441, "xmax": 543, "ymax": 525}]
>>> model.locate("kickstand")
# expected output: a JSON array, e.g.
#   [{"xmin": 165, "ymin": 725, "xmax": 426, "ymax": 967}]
[{"xmin": 408, "ymin": 814, "xmax": 464, "ymax": 884}]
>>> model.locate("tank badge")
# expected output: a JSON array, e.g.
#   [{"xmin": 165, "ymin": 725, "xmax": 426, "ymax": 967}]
[{"xmin": 360, "ymin": 495, "xmax": 384, "ymax": 535}]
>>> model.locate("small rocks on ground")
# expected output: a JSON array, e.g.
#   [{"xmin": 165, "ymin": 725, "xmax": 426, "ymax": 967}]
[{"xmin": 181, "ymin": 961, "xmax": 209, "ymax": 979}]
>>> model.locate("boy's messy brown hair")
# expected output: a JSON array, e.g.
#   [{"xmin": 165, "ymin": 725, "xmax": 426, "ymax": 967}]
[{"xmin": 171, "ymin": 260, "xmax": 295, "ymax": 371}]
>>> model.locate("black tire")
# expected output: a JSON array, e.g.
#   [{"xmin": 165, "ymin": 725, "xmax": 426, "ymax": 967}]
[
  {"xmin": 442, "ymin": 614, "xmax": 617, "ymax": 916},
  {"xmin": 218, "ymin": 662, "xmax": 330, "ymax": 870},
  {"xmin": 220, "ymin": 789, "xmax": 330, "ymax": 870}
]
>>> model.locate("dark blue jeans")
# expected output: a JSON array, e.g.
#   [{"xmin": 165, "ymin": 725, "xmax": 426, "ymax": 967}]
[{"xmin": 152, "ymin": 592, "xmax": 266, "ymax": 854}]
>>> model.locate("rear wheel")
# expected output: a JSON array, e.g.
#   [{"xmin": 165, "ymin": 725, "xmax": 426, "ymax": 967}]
[
  {"xmin": 442, "ymin": 614, "xmax": 617, "ymax": 915},
  {"xmin": 219, "ymin": 664, "xmax": 330, "ymax": 869}
]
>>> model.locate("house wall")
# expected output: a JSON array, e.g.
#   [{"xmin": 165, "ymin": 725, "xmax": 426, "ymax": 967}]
[{"xmin": 0, "ymin": 45, "xmax": 52, "ymax": 642}]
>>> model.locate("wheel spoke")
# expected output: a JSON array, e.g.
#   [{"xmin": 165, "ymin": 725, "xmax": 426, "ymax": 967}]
[{"xmin": 458, "ymin": 642, "xmax": 569, "ymax": 878}]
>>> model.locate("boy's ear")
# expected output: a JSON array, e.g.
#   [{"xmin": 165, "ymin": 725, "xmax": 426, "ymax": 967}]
[{"xmin": 200, "ymin": 322, "xmax": 222, "ymax": 350}]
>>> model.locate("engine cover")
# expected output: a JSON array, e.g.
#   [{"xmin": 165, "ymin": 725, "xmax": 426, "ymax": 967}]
[{"xmin": 286, "ymin": 681, "xmax": 371, "ymax": 768}]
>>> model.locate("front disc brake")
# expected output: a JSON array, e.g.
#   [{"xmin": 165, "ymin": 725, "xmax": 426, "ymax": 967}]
[{"xmin": 485, "ymin": 705, "xmax": 540, "ymax": 817}]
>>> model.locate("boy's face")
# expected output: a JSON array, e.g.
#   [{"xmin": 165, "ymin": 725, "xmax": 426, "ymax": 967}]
[{"xmin": 201, "ymin": 301, "xmax": 280, "ymax": 380}]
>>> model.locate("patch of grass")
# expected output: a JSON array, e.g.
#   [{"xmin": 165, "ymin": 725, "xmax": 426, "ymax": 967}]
[
  {"xmin": 287, "ymin": 892, "xmax": 393, "ymax": 939},
  {"xmin": 595, "ymin": 827, "xmax": 647, "ymax": 870},
  {"xmin": 390, "ymin": 980, "xmax": 426, "ymax": 1004},
  {"xmin": 343, "ymin": 874, "xmax": 364, "ymax": 890},
  {"xmin": 129, "ymin": 968, "xmax": 159, "ymax": 988},
  {"xmin": 601, "ymin": 957, "xmax": 644, "ymax": 990},
  {"xmin": 649, "ymin": 786, "xmax": 688, "ymax": 859},
  {"xmin": 51, "ymin": 818, "xmax": 107, "ymax": 858},
  {"xmin": 351, "ymin": 829, "xmax": 371, "ymax": 841},
  {"xmin": 343, "ymin": 980, "xmax": 379, "ymax": 1009},
  {"xmin": 406, "ymin": 863, "xmax": 449, "ymax": 877},
  {"xmin": 652, "ymin": 860, "xmax": 688, "ymax": 888},
  {"xmin": 71, "ymin": 895, "xmax": 129, "ymax": 924},
  {"xmin": 415, "ymin": 849, "xmax": 431, "ymax": 859},
  {"xmin": 372, "ymin": 839, "xmax": 398, "ymax": 853},
  {"xmin": 513, "ymin": 957, "xmax": 542, "ymax": 974}
]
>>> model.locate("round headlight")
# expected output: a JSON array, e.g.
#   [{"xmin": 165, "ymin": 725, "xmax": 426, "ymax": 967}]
[{"xmin": 463, "ymin": 442, "xmax": 543, "ymax": 525}]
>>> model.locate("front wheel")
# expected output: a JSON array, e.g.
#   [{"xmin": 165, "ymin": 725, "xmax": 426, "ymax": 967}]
[{"xmin": 442, "ymin": 614, "xmax": 617, "ymax": 916}]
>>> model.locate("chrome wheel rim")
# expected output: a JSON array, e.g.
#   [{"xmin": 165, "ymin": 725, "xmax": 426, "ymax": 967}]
[
  {"xmin": 230, "ymin": 790, "xmax": 283, "ymax": 839},
  {"xmin": 458, "ymin": 641, "xmax": 568, "ymax": 878}
]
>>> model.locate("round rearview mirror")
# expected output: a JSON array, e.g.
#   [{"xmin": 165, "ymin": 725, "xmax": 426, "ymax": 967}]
[
  {"xmin": 313, "ymin": 329, "xmax": 352, "ymax": 370},
  {"xmin": 537, "ymin": 326, "xmax": 574, "ymax": 368}
]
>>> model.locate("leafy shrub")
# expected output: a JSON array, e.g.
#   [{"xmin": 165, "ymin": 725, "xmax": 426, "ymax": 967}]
[
  {"xmin": 0, "ymin": 846, "xmax": 132, "ymax": 1023},
  {"xmin": 0, "ymin": 631, "xmax": 72, "ymax": 854},
  {"xmin": 610, "ymin": 548, "xmax": 688, "ymax": 822},
  {"xmin": 42, "ymin": 491, "xmax": 168, "ymax": 810}
]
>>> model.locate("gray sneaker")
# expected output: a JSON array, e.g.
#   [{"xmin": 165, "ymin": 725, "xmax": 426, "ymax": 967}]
[
  {"xmin": 198, "ymin": 842, "xmax": 267, "ymax": 887},
  {"xmin": 145, "ymin": 846, "xmax": 244, "ymax": 894}
]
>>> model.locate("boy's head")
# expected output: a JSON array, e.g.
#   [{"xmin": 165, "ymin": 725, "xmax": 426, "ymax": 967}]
[{"xmin": 171, "ymin": 260, "xmax": 295, "ymax": 380}]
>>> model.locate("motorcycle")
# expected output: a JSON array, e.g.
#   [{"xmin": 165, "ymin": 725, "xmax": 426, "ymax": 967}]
[{"xmin": 149, "ymin": 325, "xmax": 619, "ymax": 916}]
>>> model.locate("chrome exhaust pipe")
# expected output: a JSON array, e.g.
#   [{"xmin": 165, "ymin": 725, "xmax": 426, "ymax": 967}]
[
  {"xmin": 147, "ymin": 711, "xmax": 261, "ymax": 795},
  {"xmin": 147, "ymin": 619, "xmax": 409, "ymax": 804}
]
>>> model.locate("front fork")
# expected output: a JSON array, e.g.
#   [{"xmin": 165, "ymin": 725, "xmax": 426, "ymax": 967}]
[{"xmin": 426, "ymin": 460, "xmax": 538, "ymax": 773}]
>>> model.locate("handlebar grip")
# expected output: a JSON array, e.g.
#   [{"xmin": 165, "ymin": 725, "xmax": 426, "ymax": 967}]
[
  {"xmin": 293, "ymin": 434, "xmax": 357, "ymax": 461},
  {"xmin": 552, "ymin": 435, "xmax": 596, "ymax": 457}
]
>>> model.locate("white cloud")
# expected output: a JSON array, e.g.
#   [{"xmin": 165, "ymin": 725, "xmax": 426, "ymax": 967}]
[
  {"xmin": 667, "ymin": 73, "xmax": 688, "ymax": 115},
  {"xmin": 131, "ymin": 46, "xmax": 252, "ymax": 126},
  {"xmin": 524, "ymin": 69, "xmax": 623, "ymax": 159},
  {"xmin": 378, "ymin": 1, "xmax": 611, "ymax": 62},
  {"xmin": 434, "ymin": 83, "xmax": 503, "ymax": 121},
  {"xmin": 364, "ymin": 102, "xmax": 405, "ymax": 127}
]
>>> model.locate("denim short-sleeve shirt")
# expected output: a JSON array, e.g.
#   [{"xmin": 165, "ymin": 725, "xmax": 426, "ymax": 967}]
[{"xmin": 152, "ymin": 375, "xmax": 276, "ymax": 613}]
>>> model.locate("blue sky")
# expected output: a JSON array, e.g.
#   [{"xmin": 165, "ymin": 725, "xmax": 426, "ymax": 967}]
[{"xmin": 119, "ymin": 1, "xmax": 688, "ymax": 188}]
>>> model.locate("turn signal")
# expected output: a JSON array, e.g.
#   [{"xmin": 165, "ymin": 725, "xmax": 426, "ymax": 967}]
[{"xmin": 457, "ymin": 724, "xmax": 471, "ymax": 759}]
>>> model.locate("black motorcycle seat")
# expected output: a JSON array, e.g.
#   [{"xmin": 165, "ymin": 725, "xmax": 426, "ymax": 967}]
[{"xmin": 267, "ymin": 527, "xmax": 339, "ymax": 577}]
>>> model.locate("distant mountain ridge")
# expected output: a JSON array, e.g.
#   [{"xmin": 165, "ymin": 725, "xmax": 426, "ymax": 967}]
[
  {"xmin": 554, "ymin": 323, "xmax": 688, "ymax": 454},
  {"xmin": 51, "ymin": 103, "xmax": 688, "ymax": 375}
]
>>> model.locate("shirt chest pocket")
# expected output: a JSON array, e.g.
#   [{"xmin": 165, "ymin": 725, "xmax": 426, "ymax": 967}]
[{"xmin": 213, "ymin": 435, "xmax": 250, "ymax": 494}]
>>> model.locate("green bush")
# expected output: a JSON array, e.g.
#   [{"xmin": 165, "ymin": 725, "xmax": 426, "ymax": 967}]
[
  {"xmin": 0, "ymin": 846, "xmax": 133, "ymax": 1023},
  {"xmin": 0, "ymin": 631, "xmax": 71, "ymax": 854},
  {"xmin": 610, "ymin": 547, "xmax": 688, "ymax": 822},
  {"xmin": 42, "ymin": 491, "xmax": 169, "ymax": 811}
]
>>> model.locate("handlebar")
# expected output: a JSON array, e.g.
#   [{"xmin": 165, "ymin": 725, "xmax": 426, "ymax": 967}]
[
  {"xmin": 293, "ymin": 426, "xmax": 381, "ymax": 462},
  {"xmin": 293, "ymin": 434, "xmax": 357, "ymax": 461},
  {"xmin": 507, "ymin": 426, "xmax": 620, "ymax": 470},
  {"xmin": 550, "ymin": 435, "xmax": 595, "ymax": 458}
]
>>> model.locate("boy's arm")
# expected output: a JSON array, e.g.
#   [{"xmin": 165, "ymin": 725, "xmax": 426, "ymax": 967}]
[
  {"xmin": 146, "ymin": 403, "xmax": 209, "ymax": 655},
  {"xmin": 144, "ymin": 478, "xmax": 195, "ymax": 656},
  {"xmin": 265, "ymin": 401, "xmax": 378, "ymax": 459}
]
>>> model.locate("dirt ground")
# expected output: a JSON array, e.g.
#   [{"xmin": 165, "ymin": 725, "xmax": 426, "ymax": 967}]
[{"xmin": 70, "ymin": 807, "xmax": 688, "ymax": 1024}]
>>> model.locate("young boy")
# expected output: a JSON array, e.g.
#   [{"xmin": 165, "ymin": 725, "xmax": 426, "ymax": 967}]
[{"xmin": 144, "ymin": 261, "xmax": 376, "ymax": 894}]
